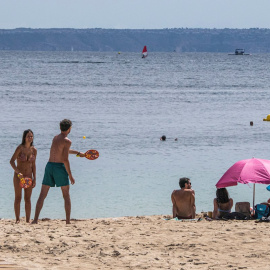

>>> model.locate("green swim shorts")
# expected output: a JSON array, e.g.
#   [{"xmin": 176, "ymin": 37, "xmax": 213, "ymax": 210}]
[{"xmin": 42, "ymin": 162, "xmax": 69, "ymax": 187}]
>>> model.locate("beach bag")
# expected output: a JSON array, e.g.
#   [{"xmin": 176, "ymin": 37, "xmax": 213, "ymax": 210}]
[
  {"xmin": 222, "ymin": 212, "xmax": 248, "ymax": 220},
  {"xmin": 255, "ymin": 204, "xmax": 269, "ymax": 219},
  {"xmin": 235, "ymin": 202, "xmax": 251, "ymax": 218}
]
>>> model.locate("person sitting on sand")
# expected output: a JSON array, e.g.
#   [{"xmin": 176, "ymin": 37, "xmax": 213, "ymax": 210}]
[
  {"xmin": 213, "ymin": 188, "xmax": 233, "ymax": 220},
  {"xmin": 259, "ymin": 199, "xmax": 270, "ymax": 207},
  {"xmin": 171, "ymin": 177, "xmax": 196, "ymax": 219}
]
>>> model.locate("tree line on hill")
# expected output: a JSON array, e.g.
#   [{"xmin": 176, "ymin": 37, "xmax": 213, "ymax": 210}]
[{"xmin": 0, "ymin": 28, "xmax": 269, "ymax": 53}]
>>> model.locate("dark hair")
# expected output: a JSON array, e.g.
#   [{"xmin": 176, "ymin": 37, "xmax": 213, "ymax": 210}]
[
  {"xmin": 216, "ymin": 188, "xmax": 230, "ymax": 204},
  {"xmin": 161, "ymin": 135, "xmax": 166, "ymax": 141},
  {"xmin": 60, "ymin": 119, "xmax": 72, "ymax": 131},
  {"xmin": 21, "ymin": 129, "xmax": 34, "ymax": 146},
  {"xmin": 179, "ymin": 177, "xmax": 190, "ymax": 188}
]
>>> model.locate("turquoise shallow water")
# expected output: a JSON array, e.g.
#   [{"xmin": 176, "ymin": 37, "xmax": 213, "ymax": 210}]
[{"xmin": 1, "ymin": 51, "xmax": 270, "ymax": 219}]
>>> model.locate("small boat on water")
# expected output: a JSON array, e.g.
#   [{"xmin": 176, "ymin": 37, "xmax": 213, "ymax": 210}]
[
  {"xmin": 142, "ymin": 46, "xmax": 148, "ymax": 58},
  {"xmin": 228, "ymin": 49, "xmax": 250, "ymax": 55}
]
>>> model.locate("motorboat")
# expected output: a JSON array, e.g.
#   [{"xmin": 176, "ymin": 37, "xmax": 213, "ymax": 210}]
[{"xmin": 228, "ymin": 49, "xmax": 250, "ymax": 55}]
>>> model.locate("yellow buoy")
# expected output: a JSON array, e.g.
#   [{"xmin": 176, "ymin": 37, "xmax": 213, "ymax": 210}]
[
  {"xmin": 83, "ymin": 136, "xmax": 86, "ymax": 139},
  {"xmin": 263, "ymin": 114, "xmax": 270, "ymax": 121}
]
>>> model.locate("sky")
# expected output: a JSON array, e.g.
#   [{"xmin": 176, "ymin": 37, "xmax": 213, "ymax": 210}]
[{"xmin": 0, "ymin": 0, "xmax": 270, "ymax": 29}]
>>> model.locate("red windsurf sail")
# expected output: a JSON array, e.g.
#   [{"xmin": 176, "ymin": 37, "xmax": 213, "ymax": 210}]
[{"xmin": 142, "ymin": 46, "xmax": 148, "ymax": 58}]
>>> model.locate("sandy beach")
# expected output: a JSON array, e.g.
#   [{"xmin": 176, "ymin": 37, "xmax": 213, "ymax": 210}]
[{"xmin": 1, "ymin": 215, "xmax": 270, "ymax": 270}]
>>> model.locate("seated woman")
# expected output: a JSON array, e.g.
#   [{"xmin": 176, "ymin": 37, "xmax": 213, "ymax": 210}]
[
  {"xmin": 213, "ymin": 188, "xmax": 233, "ymax": 220},
  {"xmin": 259, "ymin": 199, "xmax": 270, "ymax": 207}
]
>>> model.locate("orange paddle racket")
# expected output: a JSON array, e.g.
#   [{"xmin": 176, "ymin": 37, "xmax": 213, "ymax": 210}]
[
  {"xmin": 19, "ymin": 177, "xmax": 33, "ymax": 189},
  {"xmin": 77, "ymin": 149, "xmax": 99, "ymax": 160}
]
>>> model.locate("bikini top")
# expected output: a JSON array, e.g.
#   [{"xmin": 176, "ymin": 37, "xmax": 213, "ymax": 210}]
[
  {"xmin": 218, "ymin": 208, "xmax": 231, "ymax": 213},
  {"xmin": 218, "ymin": 201, "xmax": 231, "ymax": 213},
  {"xmin": 18, "ymin": 152, "xmax": 36, "ymax": 162}
]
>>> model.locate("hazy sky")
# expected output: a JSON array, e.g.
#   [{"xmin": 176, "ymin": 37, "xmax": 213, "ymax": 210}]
[{"xmin": 1, "ymin": 0, "xmax": 269, "ymax": 29}]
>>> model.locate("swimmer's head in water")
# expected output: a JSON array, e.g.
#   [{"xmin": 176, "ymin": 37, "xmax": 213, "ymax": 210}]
[{"xmin": 160, "ymin": 135, "xmax": 166, "ymax": 141}]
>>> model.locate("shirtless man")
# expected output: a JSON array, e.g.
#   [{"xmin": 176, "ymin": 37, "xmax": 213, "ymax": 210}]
[
  {"xmin": 32, "ymin": 119, "xmax": 84, "ymax": 224},
  {"xmin": 171, "ymin": 177, "xmax": 196, "ymax": 219}
]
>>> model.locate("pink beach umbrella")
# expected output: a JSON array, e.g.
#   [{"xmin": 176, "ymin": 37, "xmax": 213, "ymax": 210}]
[{"xmin": 216, "ymin": 158, "xmax": 270, "ymax": 210}]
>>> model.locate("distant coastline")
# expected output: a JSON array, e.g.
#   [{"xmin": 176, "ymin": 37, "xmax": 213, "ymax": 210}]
[{"xmin": 0, "ymin": 28, "xmax": 270, "ymax": 52}]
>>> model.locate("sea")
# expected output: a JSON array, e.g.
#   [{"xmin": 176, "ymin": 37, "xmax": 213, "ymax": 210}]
[{"xmin": 1, "ymin": 51, "xmax": 270, "ymax": 220}]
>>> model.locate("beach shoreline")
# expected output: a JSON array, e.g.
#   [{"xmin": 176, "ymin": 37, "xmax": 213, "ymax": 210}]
[{"xmin": 1, "ymin": 215, "xmax": 270, "ymax": 269}]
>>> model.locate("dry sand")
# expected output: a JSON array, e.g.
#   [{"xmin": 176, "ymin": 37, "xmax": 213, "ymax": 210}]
[{"xmin": 0, "ymin": 215, "xmax": 269, "ymax": 270}]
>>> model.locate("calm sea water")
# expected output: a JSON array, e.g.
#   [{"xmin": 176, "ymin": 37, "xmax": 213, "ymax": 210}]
[{"xmin": 1, "ymin": 51, "xmax": 270, "ymax": 219}]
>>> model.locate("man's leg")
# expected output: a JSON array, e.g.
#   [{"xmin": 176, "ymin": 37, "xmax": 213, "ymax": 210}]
[
  {"xmin": 61, "ymin": 185, "xmax": 71, "ymax": 224},
  {"xmin": 31, "ymin": 185, "xmax": 50, "ymax": 224}
]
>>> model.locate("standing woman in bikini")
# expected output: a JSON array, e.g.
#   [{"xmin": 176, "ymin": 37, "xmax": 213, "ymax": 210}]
[{"xmin": 10, "ymin": 129, "xmax": 37, "ymax": 223}]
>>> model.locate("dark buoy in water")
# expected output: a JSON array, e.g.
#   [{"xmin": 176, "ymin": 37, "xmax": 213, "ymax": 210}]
[{"xmin": 250, "ymin": 121, "xmax": 253, "ymax": 126}]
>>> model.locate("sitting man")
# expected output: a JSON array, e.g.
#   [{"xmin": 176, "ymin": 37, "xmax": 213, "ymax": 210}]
[{"xmin": 171, "ymin": 177, "xmax": 196, "ymax": 219}]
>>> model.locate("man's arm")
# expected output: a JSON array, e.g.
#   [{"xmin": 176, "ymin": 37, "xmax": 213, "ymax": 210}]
[
  {"xmin": 69, "ymin": 149, "xmax": 85, "ymax": 157},
  {"xmin": 190, "ymin": 192, "xmax": 196, "ymax": 219},
  {"xmin": 171, "ymin": 191, "xmax": 178, "ymax": 218},
  {"xmin": 63, "ymin": 140, "xmax": 75, "ymax": 185}
]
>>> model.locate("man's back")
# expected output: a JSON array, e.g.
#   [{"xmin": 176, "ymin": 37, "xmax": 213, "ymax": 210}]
[
  {"xmin": 171, "ymin": 189, "xmax": 195, "ymax": 219},
  {"xmin": 49, "ymin": 134, "xmax": 71, "ymax": 163}
]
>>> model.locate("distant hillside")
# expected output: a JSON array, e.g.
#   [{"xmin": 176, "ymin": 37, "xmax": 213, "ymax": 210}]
[{"xmin": 0, "ymin": 28, "xmax": 270, "ymax": 53}]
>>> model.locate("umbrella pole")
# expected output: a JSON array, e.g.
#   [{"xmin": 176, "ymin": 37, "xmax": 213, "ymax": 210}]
[{"xmin": 253, "ymin": 183, "xmax": 255, "ymax": 214}]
